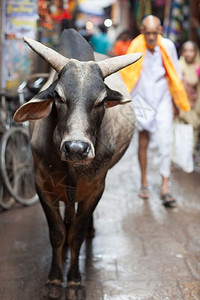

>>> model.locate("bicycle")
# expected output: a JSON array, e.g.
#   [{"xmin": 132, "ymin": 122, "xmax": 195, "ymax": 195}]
[{"xmin": 0, "ymin": 74, "xmax": 48, "ymax": 210}]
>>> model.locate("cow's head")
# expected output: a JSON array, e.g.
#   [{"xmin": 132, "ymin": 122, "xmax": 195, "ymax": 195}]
[{"xmin": 14, "ymin": 36, "xmax": 141, "ymax": 165}]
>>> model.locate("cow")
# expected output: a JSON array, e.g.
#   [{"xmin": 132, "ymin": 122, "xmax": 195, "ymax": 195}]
[{"xmin": 14, "ymin": 29, "xmax": 141, "ymax": 299}]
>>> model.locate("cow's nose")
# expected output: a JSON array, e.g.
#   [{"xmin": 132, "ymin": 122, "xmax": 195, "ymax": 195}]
[{"xmin": 63, "ymin": 141, "xmax": 91, "ymax": 160}]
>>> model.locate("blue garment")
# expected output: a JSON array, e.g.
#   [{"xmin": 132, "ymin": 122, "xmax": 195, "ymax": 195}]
[{"xmin": 90, "ymin": 32, "xmax": 112, "ymax": 55}]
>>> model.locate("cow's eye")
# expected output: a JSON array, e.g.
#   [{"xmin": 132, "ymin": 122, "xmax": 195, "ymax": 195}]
[
  {"xmin": 54, "ymin": 90, "xmax": 64, "ymax": 103},
  {"xmin": 94, "ymin": 99, "xmax": 105, "ymax": 108}
]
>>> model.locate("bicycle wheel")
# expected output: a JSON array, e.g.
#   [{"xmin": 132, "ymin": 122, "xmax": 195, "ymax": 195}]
[
  {"xmin": 0, "ymin": 131, "xmax": 15, "ymax": 210},
  {"xmin": 0, "ymin": 127, "xmax": 38, "ymax": 206},
  {"xmin": 0, "ymin": 180, "xmax": 15, "ymax": 210}
]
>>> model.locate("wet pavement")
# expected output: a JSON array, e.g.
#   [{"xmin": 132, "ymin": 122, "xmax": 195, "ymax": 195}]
[{"xmin": 0, "ymin": 133, "xmax": 200, "ymax": 300}]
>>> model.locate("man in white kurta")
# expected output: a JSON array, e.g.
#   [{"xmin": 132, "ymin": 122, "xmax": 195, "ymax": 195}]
[
  {"xmin": 132, "ymin": 38, "xmax": 181, "ymax": 174},
  {"xmin": 131, "ymin": 16, "xmax": 181, "ymax": 206}
]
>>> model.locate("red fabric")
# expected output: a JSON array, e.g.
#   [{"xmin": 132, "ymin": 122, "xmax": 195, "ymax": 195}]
[
  {"xmin": 51, "ymin": 9, "xmax": 72, "ymax": 22},
  {"xmin": 112, "ymin": 40, "xmax": 132, "ymax": 56}
]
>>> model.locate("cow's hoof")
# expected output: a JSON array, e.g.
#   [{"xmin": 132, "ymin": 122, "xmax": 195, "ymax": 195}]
[
  {"xmin": 42, "ymin": 282, "xmax": 62, "ymax": 299},
  {"xmin": 66, "ymin": 282, "xmax": 86, "ymax": 300}
]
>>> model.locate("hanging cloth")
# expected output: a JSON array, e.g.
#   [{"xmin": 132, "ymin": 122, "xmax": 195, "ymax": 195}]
[{"xmin": 136, "ymin": 0, "xmax": 152, "ymax": 29}]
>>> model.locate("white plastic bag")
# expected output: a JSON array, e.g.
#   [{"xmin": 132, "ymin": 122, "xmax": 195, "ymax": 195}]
[{"xmin": 171, "ymin": 122, "xmax": 194, "ymax": 173}]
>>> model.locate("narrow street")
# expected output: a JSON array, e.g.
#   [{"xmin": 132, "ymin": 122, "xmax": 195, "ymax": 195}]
[{"xmin": 0, "ymin": 134, "xmax": 200, "ymax": 300}]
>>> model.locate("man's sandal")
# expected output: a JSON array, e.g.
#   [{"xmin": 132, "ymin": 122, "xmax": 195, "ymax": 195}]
[
  {"xmin": 161, "ymin": 193, "xmax": 176, "ymax": 207},
  {"xmin": 139, "ymin": 186, "xmax": 149, "ymax": 199}
]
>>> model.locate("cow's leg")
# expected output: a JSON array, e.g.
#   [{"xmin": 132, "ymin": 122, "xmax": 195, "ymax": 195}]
[
  {"xmin": 37, "ymin": 187, "xmax": 66, "ymax": 299},
  {"xmin": 66, "ymin": 190, "xmax": 103, "ymax": 300},
  {"xmin": 64, "ymin": 203, "xmax": 75, "ymax": 245},
  {"xmin": 85, "ymin": 215, "xmax": 95, "ymax": 238},
  {"xmin": 67, "ymin": 189, "xmax": 104, "ymax": 285}
]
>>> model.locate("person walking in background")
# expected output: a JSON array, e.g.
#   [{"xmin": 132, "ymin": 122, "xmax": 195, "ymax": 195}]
[
  {"xmin": 89, "ymin": 24, "xmax": 112, "ymax": 55},
  {"xmin": 111, "ymin": 30, "xmax": 132, "ymax": 56},
  {"xmin": 120, "ymin": 15, "xmax": 190, "ymax": 207},
  {"xmin": 177, "ymin": 41, "xmax": 200, "ymax": 153}
]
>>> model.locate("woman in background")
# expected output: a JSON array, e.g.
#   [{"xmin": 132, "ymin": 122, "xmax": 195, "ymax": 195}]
[{"xmin": 177, "ymin": 41, "xmax": 200, "ymax": 152}]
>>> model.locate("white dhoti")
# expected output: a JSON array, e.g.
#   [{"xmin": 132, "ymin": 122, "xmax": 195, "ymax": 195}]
[
  {"xmin": 133, "ymin": 92, "xmax": 173, "ymax": 178},
  {"xmin": 150, "ymin": 98, "xmax": 173, "ymax": 178}
]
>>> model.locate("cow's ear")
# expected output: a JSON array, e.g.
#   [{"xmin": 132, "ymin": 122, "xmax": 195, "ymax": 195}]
[
  {"xmin": 13, "ymin": 97, "xmax": 54, "ymax": 123},
  {"xmin": 105, "ymin": 85, "xmax": 131, "ymax": 108},
  {"xmin": 14, "ymin": 81, "xmax": 57, "ymax": 123}
]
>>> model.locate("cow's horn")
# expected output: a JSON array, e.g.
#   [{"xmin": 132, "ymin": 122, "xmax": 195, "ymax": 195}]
[
  {"xmin": 97, "ymin": 53, "xmax": 142, "ymax": 78},
  {"xmin": 24, "ymin": 36, "xmax": 69, "ymax": 73}
]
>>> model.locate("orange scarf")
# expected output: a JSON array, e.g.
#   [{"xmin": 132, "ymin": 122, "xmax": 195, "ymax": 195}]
[{"xmin": 120, "ymin": 34, "xmax": 190, "ymax": 112}]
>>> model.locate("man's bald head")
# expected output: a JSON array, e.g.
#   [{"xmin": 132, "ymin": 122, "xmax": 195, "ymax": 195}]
[
  {"xmin": 140, "ymin": 15, "xmax": 162, "ymax": 49},
  {"xmin": 142, "ymin": 15, "xmax": 161, "ymax": 29}
]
